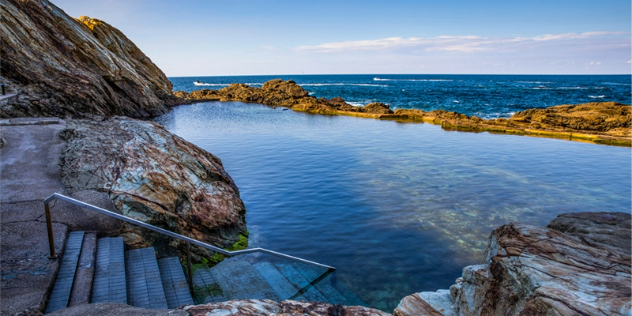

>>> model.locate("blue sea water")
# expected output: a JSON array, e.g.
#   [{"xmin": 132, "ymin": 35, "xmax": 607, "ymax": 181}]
[
  {"xmin": 169, "ymin": 74, "xmax": 631, "ymax": 119},
  {"xmin": 154, "ymin": 93, "xmax": 631, "ymax": 311}
]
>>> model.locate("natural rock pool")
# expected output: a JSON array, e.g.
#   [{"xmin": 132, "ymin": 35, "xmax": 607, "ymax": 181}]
[{"xmin": 154, "ymin": 102, "xmax": 631, "ymax": 311}]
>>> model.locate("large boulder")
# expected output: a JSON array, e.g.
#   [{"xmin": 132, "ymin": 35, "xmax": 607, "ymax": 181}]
[
  {"xmin": 0, "ymin": 0, "xmax": 177, "ymax": 118},
  {"xmin": 394, "ymin": 212, "xmax": 631, "ymax": 316},
  {"xmin": 60, "ymin": 117, "xmax": 247, "ymax": 257}
]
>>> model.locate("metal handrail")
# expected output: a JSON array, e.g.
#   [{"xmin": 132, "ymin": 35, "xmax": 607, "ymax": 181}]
[{"xmin": 44, "ymin": 193, "xmax": 335, "ymax": 292}]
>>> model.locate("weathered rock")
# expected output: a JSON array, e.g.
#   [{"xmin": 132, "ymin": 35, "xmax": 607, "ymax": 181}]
[
  {"xmin": 393, "ymin": 102, "xmax": 631, "ymax": 146},
  {"xmin": 364, "ymin": 102, "xmax": 394, "ymax": 114},
  {"xmin": 547, "ymin": 212, "xmax": 631, "ymax": 255},
  {"xmin": 182, "ymin": 299, "xmax": 391, "ymax": 316},
  {"xmin": 60, "ymin": 117, "xmax": 247, "ymax": 258},
  {"xmin": 176, "ymin": 79, "xmax": 393, "ymax": 115},
  {"xmin": 0, "ymin": 0, "xmax": 177, "ymax": 119},
  {"xmin": 396, "ymin": 212, "xmax": 631, "ymax": 316}
]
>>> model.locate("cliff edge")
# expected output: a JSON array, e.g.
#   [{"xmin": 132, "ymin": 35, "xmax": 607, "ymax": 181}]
[{"xmin": 0, "ymin": 0, "xmax": 177, "ymax": 118}]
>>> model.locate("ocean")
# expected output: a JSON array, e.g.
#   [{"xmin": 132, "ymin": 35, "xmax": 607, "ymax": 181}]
[
  {"xmin": 155, "ymin": 77, "xmax": 631, "ymax": 310},
  {"xmin": 169, "ymin": 74, "xmax": 631, "ymax": 119}
]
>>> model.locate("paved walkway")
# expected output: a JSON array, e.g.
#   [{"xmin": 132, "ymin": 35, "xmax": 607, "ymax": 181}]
[{"xmin": 0, "ymin": 118, "xmax": 120, "ymax": 315}]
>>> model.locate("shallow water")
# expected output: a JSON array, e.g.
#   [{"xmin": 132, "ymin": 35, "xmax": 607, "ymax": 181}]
[{"xmin": 154, "ymin": 102, "xmax": 631, "ymax": 311}]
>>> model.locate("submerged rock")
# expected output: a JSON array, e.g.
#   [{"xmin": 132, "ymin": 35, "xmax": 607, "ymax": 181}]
[
  {"xmin": 0, "ymin": 0, "xmax": 177, "ymax": 118},
  {"xmin": 60, "ymin": 117, "xmax": 247, "ymax": 257},
  {"xmin": 182, "ymin": 299, "xmax": 390, "ymax": 316},
  {"xmin": 394, "ymin": 212, "xmax": 631, "ymax": 316}
]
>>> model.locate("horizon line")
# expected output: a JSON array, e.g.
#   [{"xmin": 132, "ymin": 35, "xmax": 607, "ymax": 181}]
[{"xmin": 167, "ymin": 73, "xmax": 632, "ymax": 78}]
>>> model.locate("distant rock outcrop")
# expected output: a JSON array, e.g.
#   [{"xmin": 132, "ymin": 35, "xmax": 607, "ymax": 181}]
[
  {"xmin": 60, "ymin": 117, "xmax": 247, "ymax": 257},
  {"xmin": 174, "ymin": 79, "xmax": 395, "ymax": 115},
  {"xmin": 0, "ymin": 0, "xmax": 177, "ymax": 118},
  {"xmin": 394, "ymin": 212, "xmax": 631, "ymax": 316}
]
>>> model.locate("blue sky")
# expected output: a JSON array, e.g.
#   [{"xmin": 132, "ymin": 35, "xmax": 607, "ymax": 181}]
[{"xmin": 55, "ymin": 0, "xmax": 631, "ymax": 76}]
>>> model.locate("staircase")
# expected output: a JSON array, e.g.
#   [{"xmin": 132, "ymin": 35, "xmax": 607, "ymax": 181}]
[
  {"xmin": 45, "ymin": 232, "xmax": 194, "ymax": 313},
  {"xmin": 46, "ymin": 231, "xmax": 363, "ymax": 313},
  {"xmin": 192, "ymin": 256, "xmax": 364, "ymax": 306}
]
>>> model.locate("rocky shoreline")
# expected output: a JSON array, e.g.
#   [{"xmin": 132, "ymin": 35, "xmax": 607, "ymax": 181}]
[
  {"xmin": 175, "ymin": 80, "xmax": 631, "ymax": 146},
  {"xmin": 1, "ymin": 1, "xmax": 630, "ymax": 315}
]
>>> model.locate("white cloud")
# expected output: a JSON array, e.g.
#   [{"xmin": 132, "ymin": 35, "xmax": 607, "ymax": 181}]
[
  {"xmin": 296, "ymin": 31, "xmax": 629, "ymax": 53},
  {"xmin": 627, "ymin": 60, "xmax": 631, "ymax": 64}
]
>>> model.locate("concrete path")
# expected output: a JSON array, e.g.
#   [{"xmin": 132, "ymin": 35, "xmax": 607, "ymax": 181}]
[{"xmin": 0, "ymin": 118, "xmax": 121, "ymax": 315}]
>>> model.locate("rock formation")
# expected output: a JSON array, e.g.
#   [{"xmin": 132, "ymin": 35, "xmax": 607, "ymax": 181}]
[
  {"xmin": 178, "ymin": 80, "xmax": 630, "ymax": 146},
  {"xmin": 394, "ymin": 212, "xmax": 631, "ymax": 316},
  {"xmin": 182, "ymin": 299, "xmax": 390, "ymax": 316},
  {"xmin": 60, "ymin": 117, "xmax": 247, "ymax": 258},
  {"xmin": 174, "ymin": 79, "xmax": 395, "ymax": 115},
  {"xmin": 392, "ymin": 102, "xmax": 631, "ymax": 146},
  {"xmin": 0, "ymin": 0, "xmax": 177, "ymax": 118}
]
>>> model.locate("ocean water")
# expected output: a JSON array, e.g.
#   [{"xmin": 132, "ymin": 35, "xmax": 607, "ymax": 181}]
[
  {"xmin": 154, "ymin": 101, "xmax": 631, "ymax": 311},
  {"xmin": 169, "ymin": 74, "xmax": 631, "ymax": 119}
]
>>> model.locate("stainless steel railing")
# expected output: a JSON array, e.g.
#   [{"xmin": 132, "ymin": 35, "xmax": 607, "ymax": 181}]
[{"xmin": 44, "ymin": 193, "xmax": 335, "ymax": 292}]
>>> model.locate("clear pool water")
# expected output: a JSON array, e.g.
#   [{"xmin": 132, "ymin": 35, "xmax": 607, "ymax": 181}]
[{"xmin": 154, "ymin": 102, "xmax": 631, "ymax": 311}]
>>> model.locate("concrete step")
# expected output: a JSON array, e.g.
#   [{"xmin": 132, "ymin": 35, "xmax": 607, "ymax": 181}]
[
  {"xmin": 192, "ymin": 267, "xmax": 228, "ymax": 303},
  {"xmin": 252, "ymin": 261, "xmax": 305, "ymax": 301},
  {"xmin": 158, "ymin": 257, "xmax": 194, "ymax": 308},
  {"xmin": 291, "ymin": 263, "xmax": 347, "ymax": 304},
  {"xmin": 273, "ymin": 262, "xmax": 327, "ymax": 302},
  {"xmin": 68, "ymin": 232, "xmax": 96, "ymax": 307},
  {"xmin": 91, "ymin": 237, "xmax": 127, "ymax": 304},
  {"xmin": 45, "ymin": 231, "xmax": 85, "ymax": 313},
  {"xmin": 125, "ymin": 247, "xmax": 168, "ymax": 309}
]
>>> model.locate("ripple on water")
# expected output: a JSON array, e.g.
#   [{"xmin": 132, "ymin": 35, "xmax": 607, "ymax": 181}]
[{"xmin": 154, "ymin": 102, "xmax": 631, "ymax": 311}]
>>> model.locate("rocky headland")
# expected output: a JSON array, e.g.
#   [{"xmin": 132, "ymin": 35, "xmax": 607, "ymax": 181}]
[
  {"xmin": 176, "ymin": 80, "xmax": 631, "ymax": 146},
  {"xmin": 1, "ymin": 0, "xmax": 177, "ymax": 118}
]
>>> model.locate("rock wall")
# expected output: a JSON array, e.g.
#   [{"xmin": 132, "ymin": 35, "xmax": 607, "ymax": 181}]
[
  {"xmin": 182, "ymin": 299, "xmax": 390, "ymax": 316},
  {"xmin": 394, "ymin": 212, "xmax": 631, "ymax": 316},
  {"xmin": 60, "ymin": 117, "xmax": 247, "ymax": 258},
  {"xmin": 0, "ymin": 0, "xmax": 177, "ymax": 118}
]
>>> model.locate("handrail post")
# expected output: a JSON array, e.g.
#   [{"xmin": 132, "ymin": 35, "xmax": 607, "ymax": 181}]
[
  {"xmin": 186, "ymin": 241, "xmax": 193, "ymax": 294},
  {"xmin": 44, "ymin": 201, "xmax": 57, "ymax": 259}
]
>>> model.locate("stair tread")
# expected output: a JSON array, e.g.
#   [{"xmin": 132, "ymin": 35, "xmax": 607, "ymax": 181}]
[
  {"xmin": 251, "ymin": 261, "xmax": 305, "ymax": 301},
  {"xmin": 68, "ymin": 232, "xmax": 96, "ymax": 307},
  {"xmin": 274, "ymin": 263, "xmax": 326, "ymax": 302},
  {"xmin": 158, "ymin": 257, "xmax": 194, "ymax": 308},
  {"xmin": 91, "ymin": 237, "xmax": 127, "ymax": 304},
  {"xmin": 45, "ymin": 231, "xmax": 85, "ymax": 313},
  {"xmin": 125, "ymin": 247, "xmax": 168, "ymax": 310},
  {"xmin": 209, "ymin": 257, "xmax": 280, "ymax": 301},
  {"xmin": 192, "ymin": 268, "xmax": 228, "ymax": 303},
  {"xmin": 291, "ymin": 263, "xmax": 347, "ymax": 305}
]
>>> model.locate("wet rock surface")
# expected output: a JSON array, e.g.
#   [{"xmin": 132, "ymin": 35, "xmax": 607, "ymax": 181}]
[
  {"xmin": 182, "ymin": 299, "xmax": 391, "ymax": 316},
  {"xmin": 175, "ymin": 79, "xmax": 394, "ymax": 115},
  {"xmin": 0, "ymin": 0, "xmax": 177, "ymax": 119},
  {"xmin": 60, "ymin": 117, "xmax": 247, "ymax": 256},
  {"xmin": 394, "ymin": 212, "xmax": 632, "ymax": 316}
]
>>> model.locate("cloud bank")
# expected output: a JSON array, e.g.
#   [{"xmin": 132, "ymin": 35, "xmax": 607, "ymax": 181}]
[{"xmin": 296, "ymin": 32, "xmax": 629, "ymax": 54}]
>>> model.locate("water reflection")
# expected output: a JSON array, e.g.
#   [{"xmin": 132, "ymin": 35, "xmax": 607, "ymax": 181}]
[{"xmin": 155, "ymin": 101, "xmax": 631, "ymax": 311}]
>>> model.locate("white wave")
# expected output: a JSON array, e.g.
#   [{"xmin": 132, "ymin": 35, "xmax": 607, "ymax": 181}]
[
  {"xmin": 373, "ymin": 77, "xmax": 452, "ymax": 82},
  {"xmin": 308, "ymin": 92, "xmax": 315, "ymax": 95},
  {"xmin": 589, "ymin": 95, "xmax": 606, "ymax": 98},
  {"xmin": 557, "ymin": 87, "xmax": 589, "ymax": 90},
  {"xmin": 602, "ymin": 82, "xmax": 628, "ymax": 85},
  {"xmin": 245, "ymin": 83, "xmax": 264, "ymax": 85},
  {"xmin": 347, "ymin": 102, "xmax": 365, "ymax": 107},
  {"xmin": 453, "ymin": 100, "xmax": 460, "ymax": 103},
  {"xmin": 300, "ymin": 83, "xmax": 387, "ymax": 87},
  {"xmin": 515, "ymin": 81, "xmax": 552, "ymax": 84},
  {"xmin": 193, "ymin": 82, "xmax": 229, "ymax": 86}
]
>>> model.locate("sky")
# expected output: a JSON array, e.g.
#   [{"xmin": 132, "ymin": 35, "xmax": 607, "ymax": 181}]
[{"xmin": 54, "ymin": 0, "xmax": 631, "ymax": 76}]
